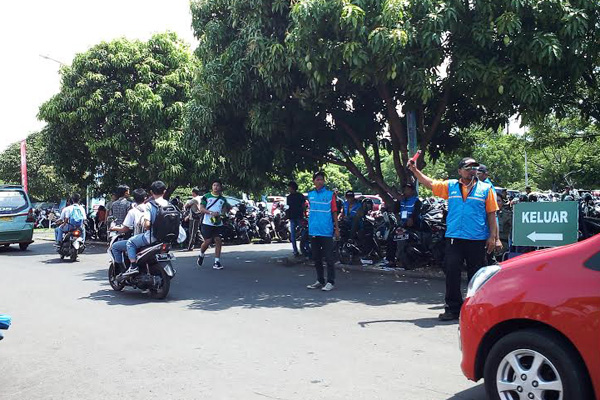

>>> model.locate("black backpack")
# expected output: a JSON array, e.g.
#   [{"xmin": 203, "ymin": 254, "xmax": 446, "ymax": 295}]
[{"xmin": 149, "ymin": 200, "xmax": 181, "ymax": 244}]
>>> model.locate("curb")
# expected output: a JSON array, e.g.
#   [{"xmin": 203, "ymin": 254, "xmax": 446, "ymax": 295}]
[{"xmin": 270, "ymin": 256, "xmax": 447, "ymax": 281}]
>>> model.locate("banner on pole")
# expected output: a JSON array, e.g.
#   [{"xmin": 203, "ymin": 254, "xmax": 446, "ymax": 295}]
[{"xmin": 20, "ymin": 140, "xmax": 28, "ymax": 192}]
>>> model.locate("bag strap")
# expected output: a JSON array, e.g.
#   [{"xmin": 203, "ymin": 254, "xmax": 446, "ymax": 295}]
[{"xmin": 205, "ymin": 196, "xmax": 224, "ymax": 212}]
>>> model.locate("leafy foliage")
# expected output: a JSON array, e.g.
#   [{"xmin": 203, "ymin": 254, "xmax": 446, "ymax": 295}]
[
  {"xmin": 0, "ymin": 131, "xmax": 77, "ymax": 201},
  {"xmin": 39, "ymin": 33, "xmax": 205, "ymax": 196},
  {"xmin": 187, "ymin": 0, "xmax": 600, "ymax": 204}
]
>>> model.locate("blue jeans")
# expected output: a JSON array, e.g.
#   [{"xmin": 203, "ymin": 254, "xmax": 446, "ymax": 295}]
[
  {"xmin": 289, "ymin": 218, "xmax": 301, "ymax": 254},
  {"xmin": 126, "ymin": 233, "xmax": 149, "ymax": 263},
  {"xmin": 111, "ymin": 239, "xmax": 128, "ymax": 264},
  {"xmin": 55, "ymin": 225, "xmax": 86, "ymax": 244}
]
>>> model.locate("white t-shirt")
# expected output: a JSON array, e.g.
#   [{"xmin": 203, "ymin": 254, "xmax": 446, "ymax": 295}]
[
  {"xmin": 60, "ymin": 204, "xmax": 86, "ymax": 226},
  {"xmin": 122, "ymin": 204, "xmax": 147, "ymax": 235}
]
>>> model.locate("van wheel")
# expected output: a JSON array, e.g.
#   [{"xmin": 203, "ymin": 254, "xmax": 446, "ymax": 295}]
[
  {"xmin": 484, "ymin": 328, "xmax": 592, "ymax": 400},
  {"xmin": 19, "ymin": 243, "xmax": 29, "ymax": 251}
]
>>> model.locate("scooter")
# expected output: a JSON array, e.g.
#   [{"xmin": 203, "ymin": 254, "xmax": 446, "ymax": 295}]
[
  {"xmin": 107, "ymin": 234, "xmax": 176, "ymax": 300},
  {"xmin": 57, "ymin": 227, "xmax": 85, "ymax": 262}
]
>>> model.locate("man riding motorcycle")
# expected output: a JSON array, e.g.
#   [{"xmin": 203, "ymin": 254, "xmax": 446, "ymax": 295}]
[
  {"xmin": 109, "ymin": 188, "xmax": 148, "ymax": 270},
  {"xmin": 54, "ymin": 193, "xmax": 86, "ymax": 245}
]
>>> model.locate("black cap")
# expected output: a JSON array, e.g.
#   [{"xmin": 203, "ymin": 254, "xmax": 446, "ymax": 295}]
[
  {"xmin": 345, "ymin": 190, "xmax": 355, "ymax": 197},
  {"xmin": 458, "ymin": 157, "xmax": 479, "ymax": 169},
  {"xmin": 477, "ymin": 164, "xmax": 488, "ymax": 173}
]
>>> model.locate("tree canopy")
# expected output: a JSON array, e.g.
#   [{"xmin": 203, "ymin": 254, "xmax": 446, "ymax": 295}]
[
  {"xmin": 0, "ymin": 131, "xmax": 76, "ymax": 201},
  {"xmin": 39, "ymin": 32, "xmax": 205, "ymax": 196},
  {"xmin": 187, "ymin": 0, "xmax": 600, "ymax": 203}
]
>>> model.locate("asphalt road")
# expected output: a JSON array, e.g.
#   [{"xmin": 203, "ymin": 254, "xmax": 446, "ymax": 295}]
[{"xmin": 0, "ymin": 237, "xmax": 485, "ymax": 400}]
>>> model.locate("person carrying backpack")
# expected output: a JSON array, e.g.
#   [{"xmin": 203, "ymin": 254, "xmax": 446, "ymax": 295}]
[
  {"xmin": 54, "ymin": 193, "xmax": 86, "ymax": 245},
  {"xmin": 123, "ymin": 181, "xmax": 178, "ymax": 277}
]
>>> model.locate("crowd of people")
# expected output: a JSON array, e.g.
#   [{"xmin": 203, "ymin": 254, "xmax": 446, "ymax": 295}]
[{"xmin": 49, "ymin": 155, "xmax": 600, "ymax": 321}]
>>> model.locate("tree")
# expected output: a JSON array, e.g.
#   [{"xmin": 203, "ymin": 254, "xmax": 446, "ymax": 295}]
[
  {"xmin": 39, "ymin": 32, "xmax": 205, "ymax": 196},
  {"xmin": 187, "ymin": 0, "xmax": 600, "ymax": 204},
  {"xmin": 0, "ymin": 131, "xmax": 76, "ymax": 201},
  {"xmin": 525, "ymin": 113, "xmax": 600, "ymax": 190}
]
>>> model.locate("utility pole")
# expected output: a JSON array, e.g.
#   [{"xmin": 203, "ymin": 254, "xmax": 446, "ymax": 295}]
[
  {"xmin": 406, "ymin": 110, "xmax": 418, "ymax": 194},
  {"xmin": 524, "ymin": 150, "xmax": 529, "ymax": 187}
]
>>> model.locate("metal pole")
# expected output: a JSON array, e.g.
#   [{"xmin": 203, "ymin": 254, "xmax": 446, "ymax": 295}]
[
  {"xmin": 406, "ymin": 110, "xmax": 418, "ymax": 194},
  {"xmin": 524, "ymin": 150, "xmax": 529, "ymax": 187}
]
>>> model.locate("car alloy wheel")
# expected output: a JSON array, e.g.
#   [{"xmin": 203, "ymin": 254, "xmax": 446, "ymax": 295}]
[{"xmin": 496, "ymin": 349, "xmax": 562, "ymax": 400}]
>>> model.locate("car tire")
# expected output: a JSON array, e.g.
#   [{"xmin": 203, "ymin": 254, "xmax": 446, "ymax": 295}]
[
  {"xmin": 484, "ymin": 328, "xmax": 592, "ymax": 400},
  {"xmin": 19, "ymin": 243, "xmax": 29, "ymax": 251}
]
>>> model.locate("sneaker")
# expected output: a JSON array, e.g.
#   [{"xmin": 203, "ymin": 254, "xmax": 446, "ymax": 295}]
[
  {"xmin": 121, "ymin": 266, "xmax": 139, "ymax": 277},
  {"xmin": 306, "ymin": 281, "xmax": 324, "ymax": 289},
  {"xmin": 438, "ymin": 311, "xmax": 460, "ymax": 321},
  {"xmin": 213, "ymin": 261, "xmax": 223, "ymax": 270},
  {"xmin": 197, "ymin": 255, "xmax": 204, "ymax": 267},
  {"xmin": 322, "ymin": 282, "xmax": 335, "ymax": 291}
]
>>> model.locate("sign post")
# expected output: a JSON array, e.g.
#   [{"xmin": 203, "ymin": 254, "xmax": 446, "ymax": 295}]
[{"xmin": 512, "ymin": 202, "xmax": 579, "ymax": 247}]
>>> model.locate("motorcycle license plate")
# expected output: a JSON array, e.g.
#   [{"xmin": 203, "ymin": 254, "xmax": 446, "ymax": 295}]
[
  {"xmin": 156, "ymin": 252, "xmax": 175, "ymax": 262},
  {"xmin": 394, "ymin": 233, "xmax": 409, "ymax": 241}
]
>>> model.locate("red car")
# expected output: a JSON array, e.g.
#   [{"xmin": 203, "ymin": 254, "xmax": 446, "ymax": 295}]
[{"xmin": 460, "ymin": 234, "xmax": 600, "ymax": 400}]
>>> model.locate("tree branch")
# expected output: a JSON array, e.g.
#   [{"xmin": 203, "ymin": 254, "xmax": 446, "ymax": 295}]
[{"xmin": 421, "ymin": 85, "xmax": 450, "ymax": 149}]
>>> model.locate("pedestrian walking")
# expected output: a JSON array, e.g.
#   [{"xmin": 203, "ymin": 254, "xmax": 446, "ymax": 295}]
[
  {"xmin": 306, "ymin": 171, "xmax": 340, "ymax": 291},
  {"xmin": 184, "ymin": 187, "xmax": 203, "ymax": 251},
  {"xmin": 408, "ymin": 157, "xmax": 501, "ymax": 321},
  {"xmin": 286, "ymin": 181, "xmax": 306, "ymax": 257}
]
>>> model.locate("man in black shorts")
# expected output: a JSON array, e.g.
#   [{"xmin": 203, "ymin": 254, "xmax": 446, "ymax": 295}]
[{"xmin": 197, "ymin": 180, "xmax": 230, "ymax": 270}]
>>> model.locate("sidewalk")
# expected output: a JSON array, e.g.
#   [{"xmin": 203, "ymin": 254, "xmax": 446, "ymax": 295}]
[{"xmin": 271, "ymin": 253, "xmax": 447, "ymax": 281}]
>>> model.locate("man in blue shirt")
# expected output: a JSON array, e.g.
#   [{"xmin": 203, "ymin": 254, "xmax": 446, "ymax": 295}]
[{"xmin": 306, "ymin": 171, "xmax": 340, "ymax": 291}]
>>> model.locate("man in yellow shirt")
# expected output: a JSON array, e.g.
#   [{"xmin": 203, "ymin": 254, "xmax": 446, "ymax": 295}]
[{"xmin": 408, "ymin": 157, "xmax": 501, "ymax": 321}]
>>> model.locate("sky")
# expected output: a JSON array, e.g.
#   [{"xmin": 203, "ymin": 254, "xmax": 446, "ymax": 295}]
[{"xmin": 0, "ymin": 0, "xmax": 198, "ymax": 152}]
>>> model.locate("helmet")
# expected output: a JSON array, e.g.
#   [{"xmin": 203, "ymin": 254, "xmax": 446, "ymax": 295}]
[
  {"xmin": 361, "ymin": 198, "xmax": 374, "ymax": 212},
  {"xmin": 564, "ymin": 195, "xmax": 574, "ymax": 201},
  {"xmin": 583, "ymin": 193, "xmax": 593, "ymax": 202}
]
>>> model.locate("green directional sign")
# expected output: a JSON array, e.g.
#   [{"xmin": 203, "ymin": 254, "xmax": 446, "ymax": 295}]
[{"xmin": 512, "ymin": 202, "xmax": 579, "ymax": 247}]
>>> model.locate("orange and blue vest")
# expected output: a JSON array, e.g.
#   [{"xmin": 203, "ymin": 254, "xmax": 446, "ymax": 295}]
[{"xmin": 446, "ymin": 180, "xmax": 492, "ymax": 240}]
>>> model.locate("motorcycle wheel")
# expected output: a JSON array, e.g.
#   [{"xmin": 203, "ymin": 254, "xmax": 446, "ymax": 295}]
[
  {"xmin": 108, "ymin": 262, "xmax": 125, "ymax": 291},
  {"xmin": 149, "ymin": 264, "xmax": 170, "ymax": 300},
  {"xmin": 339, "ymin": 243, "xmax": 353, "ymax": 265},
  {"xmin": 69, "ymin": 247, "xmax": 78, "ymax": 262}
]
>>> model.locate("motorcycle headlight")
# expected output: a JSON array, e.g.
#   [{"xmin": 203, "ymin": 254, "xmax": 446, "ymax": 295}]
[{"xmin": 466, "ymin": 264, "xmax": 501, "ymax": 298}]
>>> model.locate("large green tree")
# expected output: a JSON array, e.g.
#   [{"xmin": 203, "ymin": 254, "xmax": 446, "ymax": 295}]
[
  {"xmin": 39, "ymin": 32, "xmax": 205, "ymax": 196},
  {"xmin": 0, "ymin": 132, "xmax": 76, "ymax": 201},
  {"xmin": 187, "ymin": 0, "xmax": 599, "ymax": 204}
]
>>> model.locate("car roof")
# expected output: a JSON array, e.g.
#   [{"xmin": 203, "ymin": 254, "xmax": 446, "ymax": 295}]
[{"xmin": 0, "ymin": 184, "xmax": 25, "ymax": 190}]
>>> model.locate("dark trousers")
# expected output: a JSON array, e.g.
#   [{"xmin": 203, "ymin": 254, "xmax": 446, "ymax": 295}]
[
  {"xmin": 443, "ymin": 238, "xmax": 487, "ymax": 314},
  {"xmin": 311, "ymin": 236, "xmax": 336, "ymax": 285},
  {"xmin": 187, "ymin": 218, "xmax": 201, "ymax": 250}
]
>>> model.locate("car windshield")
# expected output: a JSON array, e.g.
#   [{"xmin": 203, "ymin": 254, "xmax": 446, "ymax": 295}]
[{"xmin": 0, "ymin": 190, "xmax": 29, "ymax": 215}]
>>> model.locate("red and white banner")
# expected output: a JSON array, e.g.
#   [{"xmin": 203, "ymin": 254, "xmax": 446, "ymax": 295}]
[{"xmin": 20, "ymin": 140, "xmax": 28, "ymax": 192}]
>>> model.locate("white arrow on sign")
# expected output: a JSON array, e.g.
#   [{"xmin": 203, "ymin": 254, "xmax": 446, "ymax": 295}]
[{"xmin": 527, "ymin": 232, "xmax": 564, "ymax": 242}]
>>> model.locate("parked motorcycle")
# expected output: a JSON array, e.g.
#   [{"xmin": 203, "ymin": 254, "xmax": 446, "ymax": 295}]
[
  {"xmin": 107, "ymin": 234, "xmax": 176, "ymax": 300},
  {"xmin": 297, "ymin": 218, "xmax": 312, "ymax": 258},
  {"xmin": 257, "ymin": 208, "xmax": 275, "ymax": 243},
  {"xmin": 56, "ymin": 227, "xmax": 85, "ymax": 262},
  {"xmin": 273, "ymin": 205, "xmax": 290, "ymax": 242},
  {"xmin": 0, "ymin": 314, "xmax": 11, "ymax": 341},
  {"xmin": 337, "ymin": 217, "xmax": 381, "ymax": 264},
  {"xmin": 394, "ymin": 206, "xmax": 446, "ymax": 269}
]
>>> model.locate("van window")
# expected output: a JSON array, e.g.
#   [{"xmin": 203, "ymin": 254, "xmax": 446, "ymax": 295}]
[{"xmin": 0, "ymin": 191, "xmax": 29, "ymax": 215}]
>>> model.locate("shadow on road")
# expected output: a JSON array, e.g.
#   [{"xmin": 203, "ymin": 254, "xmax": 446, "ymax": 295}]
[
  {"xmin": 357, "ymin": 317, "xmax": 457, "ymax": 329},
  {"xmin": 79, "ymin": 247, "xmax": 446, "ymax": 311},
  {"xmin": 447, "ymin": 384, "xmax": 486, "ymax": 399}
]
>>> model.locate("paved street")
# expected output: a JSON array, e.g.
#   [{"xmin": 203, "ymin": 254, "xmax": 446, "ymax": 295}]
[{"xmin": 0, "ymin": 238, "xmax": 485, "ymax": 400}]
